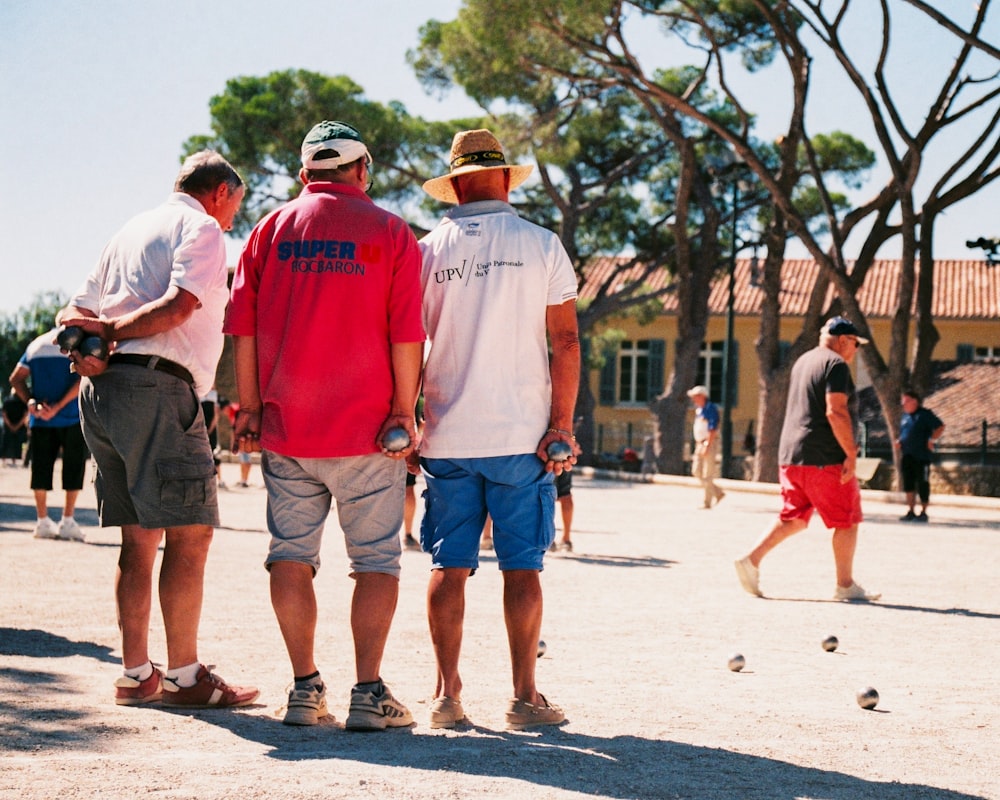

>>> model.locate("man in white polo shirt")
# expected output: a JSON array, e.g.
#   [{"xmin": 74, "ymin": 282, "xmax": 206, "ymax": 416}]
[{"xmin": 58, "ymin": 151, "xmax": 258, "ymax": 710}]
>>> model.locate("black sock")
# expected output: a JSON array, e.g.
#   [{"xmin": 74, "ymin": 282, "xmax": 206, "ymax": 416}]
[
  {"xmin": 294, "ymin": 670, "xmax": 321, "ymax": 686},
  {"xmin": 355, "ymin": 678, "xmax": 383, "ymax": 694}
]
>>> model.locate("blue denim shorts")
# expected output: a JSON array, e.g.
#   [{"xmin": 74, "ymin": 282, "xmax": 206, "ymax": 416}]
[
  {"xmin": 262, "ymin": 450, "xmax": 404, "ymax": 577},
  {"xmin": 419, "ymin": 454, "xmax": 556, "ymax": 572}
]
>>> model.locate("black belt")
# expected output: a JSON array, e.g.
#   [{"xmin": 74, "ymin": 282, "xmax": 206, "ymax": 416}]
[{"xmin": 108, "ymin": 354, "xmax": 194, "ymax": 386}]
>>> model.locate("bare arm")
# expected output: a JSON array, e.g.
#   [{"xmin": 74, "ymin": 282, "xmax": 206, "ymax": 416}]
[
  {"xmin": 826, "ymin": 392, "xmax": 857, "ymax": 484},
  {"xmin": 58, "ymin": 286, "xmax": 201, "ymax": 377},
  {"xmin": 377, "ymin": 341, "xmax": 424, "ymax": 458},
  {"xmin": 9, "ymin": 364, "xmax": 30, "ymax": 406},
  {"xmin": 59, "ymin": 285, "xmax": 200, "ymax": 343},
  {"xmin": 537, "ymin": 299, "xmax": 581, "ymax": 474},
  {"xmin": 928, "ymin": 423, "xmax": 945, "ymax": 450},
  {"xmin": 32, "ymin": 376, "xmax": 80, "ymax": 423},
  {"xmin": 231, "ymin": 335, "xmax": 262, "ymax": 453}
]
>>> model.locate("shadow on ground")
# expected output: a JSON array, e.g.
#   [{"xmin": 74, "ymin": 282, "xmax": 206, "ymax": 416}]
[
  {"xmin": 759, "ymin": 597, "xmax": 1000, "ymax": 620},
  {"xmin": 155, "ymin": 710, "xmax": 987, "ymax": 800},
  {"xmin": 0, "ymin": 499, "xmax": 100, "ymax": 532},
  {"xmin": 0, "ymin": 628, "xmax": 118, "ymax": 663},
  {"xmin": 864, "ymin": 510, "xmax": 1000, "ymax": 531},
  {"xmin": 6, "ymin": 695, "xmax": 976, "ymax": 799},
  {"xmin": 0, "ymin": 666, "xmax": 135, "ymax": 752}
]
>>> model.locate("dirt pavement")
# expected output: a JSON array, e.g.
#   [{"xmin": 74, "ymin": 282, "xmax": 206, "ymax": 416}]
[{"xmin": 1, "ymin": 460, "xmax": 998, "ymax": 800}]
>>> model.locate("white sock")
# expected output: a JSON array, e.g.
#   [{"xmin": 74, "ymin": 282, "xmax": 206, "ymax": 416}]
[
  {"xmin": 164, "ymin": 662, "xmax": 202, "ymax": 688},
  {"xmin": 61, "ymin": 516, "xmax": 74, "ymax": 524},
  {"xmin": 124, "ymin": 661, "xmax": 154, "ymax": 682}
]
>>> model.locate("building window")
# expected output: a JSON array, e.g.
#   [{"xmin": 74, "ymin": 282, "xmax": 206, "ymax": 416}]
[
  {"xmin": 696, "ymin": 341, "xmax": 725, "ymax": 402},
  {"xmin": 599, "ymin": 338, "xmax": 664, "ymax": 406},
  {"xmin": 618, "ymin": 340, "xmax": 651, "ymax": 403},
  {"xmin": 957, "ymin": 343, "xmax": 1000, "ymax": 362}
]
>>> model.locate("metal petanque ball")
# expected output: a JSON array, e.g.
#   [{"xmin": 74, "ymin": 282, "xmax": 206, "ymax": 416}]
[
  {"xmin": 547, "ymin": 440, "xmax": 573, "ymax": 462},
  {"xmin": 822, "ymin": 635, "xmax": 839, "ymax": 652},
  {"xmin": 537, "ymin": 640, "xmax": 547, "ymax": 658},
  {"xmin": 56, "ymin": 325, "xmax": 86, "ymax": 352},
  {"xmin": 856, "ymin": 686, "xmax": 879, "ymax": 710},
  {"xmin": 727, "ymin": 653, "xmax": 746, "ymax": 672},
  {"xmin": 79, "ymin": 335, "xmax": 109, "ymax": 360},
  {"xmin": 382, "ymin": 427, "xmax": 410, "ymax": 452}
]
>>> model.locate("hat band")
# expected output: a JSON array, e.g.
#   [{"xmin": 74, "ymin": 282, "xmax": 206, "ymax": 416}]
[{"xmin": 451, "ymin": 150, "xmax": 506, "ymax": 170}]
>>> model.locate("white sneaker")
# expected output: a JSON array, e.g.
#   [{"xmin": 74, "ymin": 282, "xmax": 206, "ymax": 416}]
[
  {"xmin": 735, "ymin": 556, "xmax": 762, "ymax": 597},
  {"xmin": 33, "ymin": 518, "xmax": 59, "ymax": 539},
  {"xmin": 282, "ymin": 682, "xmax": 328, "ymax": 726},
  {"xmin": 834, "ymin": 582, "xmax": 881, "ymax": 602},
  {"xmin": 58, "ymin": 517, "xmax": 86, "ymax": 542}
]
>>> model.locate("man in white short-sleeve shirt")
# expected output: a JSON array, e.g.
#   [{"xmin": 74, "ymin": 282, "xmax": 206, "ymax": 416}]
[
  {"xmin": 417, "ymin": 129, "xmax": 580, "ymax": 731},
  {"xmin": 58, "ymin": 151, "xmax": 258, "ymax": 710}
]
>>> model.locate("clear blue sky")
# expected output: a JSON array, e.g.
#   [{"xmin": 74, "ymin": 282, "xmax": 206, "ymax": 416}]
[{"xmin": 2, "ymin": 1, "xmax": 997, "ymax": 316}]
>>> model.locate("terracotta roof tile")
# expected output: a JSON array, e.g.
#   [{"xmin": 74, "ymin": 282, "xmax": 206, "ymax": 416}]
[
  {"xmin": 859, "ymin": 360, "xmax": 1000, "ymax": 449},
  {"xmin": 579, "ymin": 258, "xmax": 1000, "ymax": 319}
]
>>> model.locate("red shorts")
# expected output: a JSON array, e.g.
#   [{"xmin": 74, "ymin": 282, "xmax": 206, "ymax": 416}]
[{"xmin": 779, "ymin": 464, "xmax": 863, "ymax": 529}]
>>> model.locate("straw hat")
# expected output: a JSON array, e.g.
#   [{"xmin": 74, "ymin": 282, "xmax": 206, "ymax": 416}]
[{"xmin": 422, "ymin": 129, "xmax": 534, "ymax": 204}]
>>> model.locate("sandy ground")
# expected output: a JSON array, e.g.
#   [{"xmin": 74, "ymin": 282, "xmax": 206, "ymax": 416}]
[{"xmin": 1, "ymin": 460, "xmax": 998, "ymax": 800}]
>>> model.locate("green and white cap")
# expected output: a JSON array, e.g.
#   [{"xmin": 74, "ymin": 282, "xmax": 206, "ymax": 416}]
[{"xmin": 300, "ymin": 121, "xmax": 372, "ymax": 169}]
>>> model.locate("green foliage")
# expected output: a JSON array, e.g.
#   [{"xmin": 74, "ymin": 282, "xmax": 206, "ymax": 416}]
[
  {"xmin": 410, "ymin": 0, "xmax": 616, "ymax": 110},
  {"xmin": 650, "ymin": 0, "xmax": 793, "ymax": 70},
  {"xmin": 0, "ymin": 291, "xmax": 67, "ymax": 393},
  {"xmin": 586, "ymin": 328, "xmax": 627, "ymax": 370},
  {"xmin": 808, "ymin": 133, "xmax": 875, "ymax": 191},
  {"xmin": 182, "ymin": 69, "xmax": 475, "ymax": 234}
]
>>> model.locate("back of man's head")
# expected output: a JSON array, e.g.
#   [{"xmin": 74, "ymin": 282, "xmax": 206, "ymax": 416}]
[
  {"xmin": 300, "ymin": 120, "xmax": 371, "ymax": 186},
  {"xmin": 453, "ymin": 169, "xmax": 509, "ymax": 204},
  {"xmin": 175, "ymin": 151, "xmax": 244, "ymax": 198},
  {"xmin": 302, "ymin": 160, "xmax": 364, "ymax": 184}
]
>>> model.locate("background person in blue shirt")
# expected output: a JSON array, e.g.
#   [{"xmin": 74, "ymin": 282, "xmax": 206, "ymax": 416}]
[
  {"xmin": 895, "ymin": 389, "xmax": 945, "ymax": 522},
  {"xmin": 688, "ymin": 385, "xmax": 725, "ymax": 509},
  {"xmin": 9, "ymin": 329, "xmax": 89, "ymax": 541}
]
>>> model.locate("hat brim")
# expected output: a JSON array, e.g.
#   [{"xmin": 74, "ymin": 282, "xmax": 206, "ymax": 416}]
[{"xmin": 423, "ymin": 163, "xmax": 534, "ymax": 204}]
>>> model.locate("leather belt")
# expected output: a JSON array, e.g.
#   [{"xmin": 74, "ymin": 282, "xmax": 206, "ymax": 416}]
[{"xmin": 108, "ymin": 354, "xmax": 194, "ymax": 386}]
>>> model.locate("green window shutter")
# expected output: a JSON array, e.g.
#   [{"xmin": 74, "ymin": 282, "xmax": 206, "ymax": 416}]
[
  {"xmin": 956, "ymin": 343, "xmax": 974, "ymax": 363},
  {"xmin": 778, "ymin": 340, "xmax": 791, "ymax": 366},
  {"xmin": 647, "ymin": 339, "xmax": 665, "ymax": 397},
  {"xmin": 599, "ymin": 345, "xmax": 616, "ymax": 406}
]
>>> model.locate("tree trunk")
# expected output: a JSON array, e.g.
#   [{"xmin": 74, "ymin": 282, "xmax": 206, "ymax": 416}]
[
  {"xmin": 911, "ymin": 225, "xmax": 940, "ymax": 393},
  {"xmin": 574, "ymin": 367, "xmax": 596, "ymax": 467},
  {"xmin": 753, "ymin": 371, "xmax": 789, "ymax": 483},
  {"xmin": 652, "ymin": 333, "xmax": 705, "ymax": 475}
]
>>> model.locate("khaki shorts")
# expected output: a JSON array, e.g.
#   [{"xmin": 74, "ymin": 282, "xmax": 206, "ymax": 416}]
[
  {"xmin": 262, "ymin": 450, "xmax": 404, "ymax": 577},
  {"xmin": 80, "ymin": 366, "xmax": 218, "ymax": 530}
]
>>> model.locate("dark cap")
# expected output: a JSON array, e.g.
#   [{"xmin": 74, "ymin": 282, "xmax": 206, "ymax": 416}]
[
  {"xmin": 300, "ymin": 121, "xmax": 372, "ymax": 169},
  {"xmin": 822, "ymin": 316, "xmax": 869, "ymax": 344}
]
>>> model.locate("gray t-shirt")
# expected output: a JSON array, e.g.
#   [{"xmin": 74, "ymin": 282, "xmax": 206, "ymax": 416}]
[{"xmin": 779, "ymin": 346, "xmax": 856, "ymax": 466}]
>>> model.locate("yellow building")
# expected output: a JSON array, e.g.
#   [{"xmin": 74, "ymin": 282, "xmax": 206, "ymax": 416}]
[{"xmin": 583, "ymin": 258, "xmax": 1000, "ymax": 459}]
